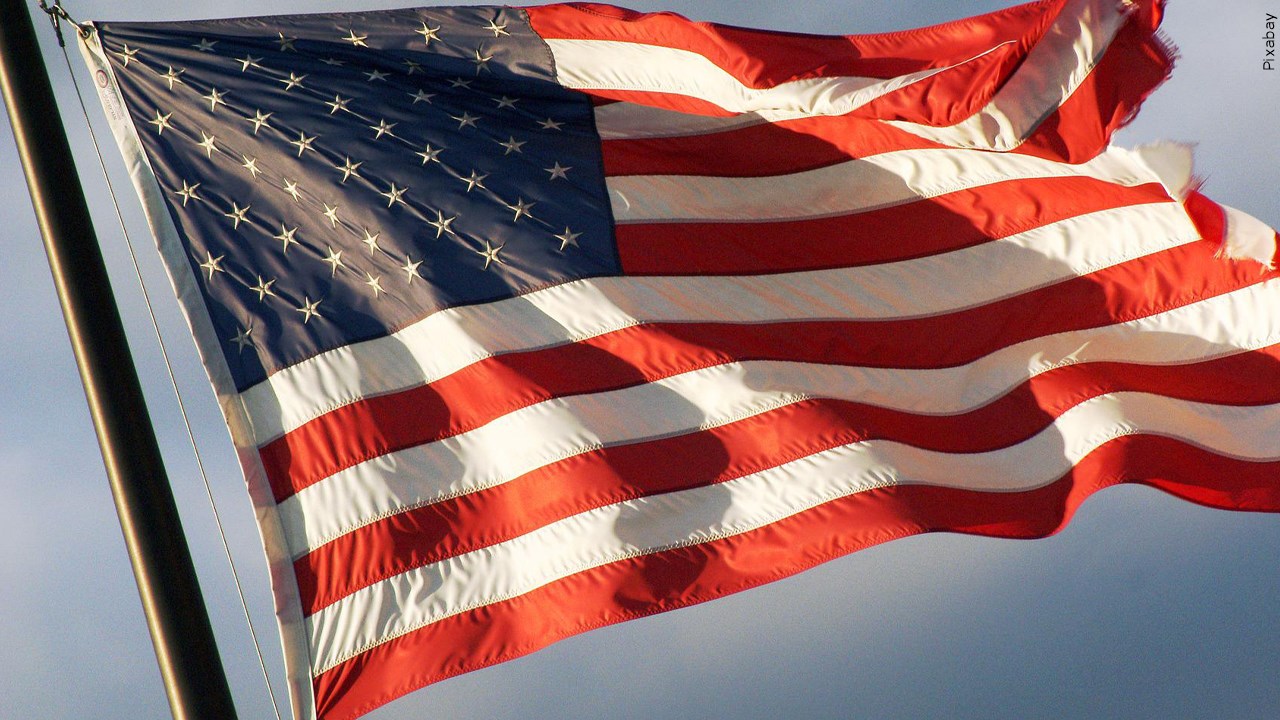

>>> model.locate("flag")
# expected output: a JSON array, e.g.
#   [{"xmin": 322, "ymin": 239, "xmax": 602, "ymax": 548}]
[{"xmin": 78, "ymin": 1, "xmax": 1280, "ymax": 718}]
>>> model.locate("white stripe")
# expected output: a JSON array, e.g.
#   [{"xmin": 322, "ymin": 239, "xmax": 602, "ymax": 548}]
[
  {"xmin": 606, "ymin": 143, "xmax": 1162, "ymax": 224},
  {"xmin": 242, "ymin": 198, "xmax": 1194, "ymax": 444},
  {"xmin": 584, "ymin": 0, "xmax": 1128, "ymax": 145},
  {"xmin": 547, "ymin": 37, "xmax": 1006, "ymax": 119},
  {"xmin": 281, "ymin": 279, "xmax": 1280, "ymax": 556},
  {"xmin": 307, "ymin": 388, "xmax": 1280, "ymax": 674},
  {"xmin": 885, "ymin": 0, "xmax": 1132, "ymax": 150},
  {"xmin": 594, "ymin": 101, "xmax": 769, "ymax": 140},
  {"xmin": 1222, "ymin": 203, "xmax": 1279, "ymax": 268}
]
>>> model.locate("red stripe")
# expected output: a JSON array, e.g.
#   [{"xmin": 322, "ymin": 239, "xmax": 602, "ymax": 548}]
[
  {"xmin": 845, "ymin": 35, "xmax": 1027, "ymax": 127},
  {"xmin": 582, "ymin": 88, "xmax": 739, "ymax": 117},
  {"xmin": 525, "ymin": 0, "xmax": 1062, "ymax": 89},
  {"xmin": 311, "ymin": 434, "xmax": 1280, "ymax": 720},
  {"xmin": 615, "ymin": 179, "xmax": 1172, "ymax": 275},
  {"xmin": 601, "ymin": 116, "xmax": 943, "ymax": 177},
  {"xmin": 261, "ymin": 240, "xmax": 1271, "ymax": 502},
  {"xmin": 295, "ymin": 343, "xmax": 1280, "ymax": 614},
  {"xmin": 1014, "ymin": 0, "xmax": 1173, "ymax": 162},
  {"xmin": 529, "ymin": 2, "xmax": 1172, "ymax": 161},
  {"xmin": 1184, "ymin": 189, "xmax": 1226, "ymax": 248},
  {"xmin": 561, "ymin": 24, "xmax": 1030, "ymax": 119}
]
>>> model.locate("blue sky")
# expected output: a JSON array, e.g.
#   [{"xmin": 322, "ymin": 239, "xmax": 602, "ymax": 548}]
[{"xmin": 1, "ymin": 1, "xmax": 1277, "ymax": 718}]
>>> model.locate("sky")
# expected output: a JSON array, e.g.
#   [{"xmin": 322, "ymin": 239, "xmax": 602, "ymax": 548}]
[{"xmin": 1, "ymin": 1, "xmax": 1277, "ymax": 719}]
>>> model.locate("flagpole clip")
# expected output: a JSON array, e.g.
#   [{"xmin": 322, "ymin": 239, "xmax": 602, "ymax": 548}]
[{"xmin": 37, "ymin": 0, "xmax": 91, "ymax": 46}]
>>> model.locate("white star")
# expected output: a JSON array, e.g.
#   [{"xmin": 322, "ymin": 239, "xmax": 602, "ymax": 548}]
[
  {"xmin": 364, "ymin": 68, "xmax": 389, "ymax": 82},
  {"xmin": 379, "ymin": 183, "xmax": 408, "ymax": 208},
  {"xmin": 472, "ymin": 47, "xmax": 493, "ymax": 73},
  {"xmin": 273, "ymin": 224, "xmax": 298, "ymax": 252},
  {"xmin": 321, "ymin": 57, "xmax": 346, "ymax": 67},
  {"xmin": 248, "ymin": 109, "xmax": 272, "ymax": 134},
  {"xmin": 173, "ymin": 180, "xmax": 200, "ymax": 206},
  {"xmin": 415, "ymin": 143, "xmax": 442, "ymax": 165},
  {"xmin": 295, "ymin": 297, "xmax": 322, "ymax": 323},
  {"xmin": 240, "ymin": 155, "xmax": 262, "ymax": 179},
  {"xmin": 322, "ymin": 203, "xmax": 340, "ymax": 227},
  {"xmin": 365, "ymin": 273, "xmax": 384, "ymax": 297},
  {"xmin": 326, "ymin": 94, "xmax": 352, "ymax": 114},
  {"xmin": 231, "ymin": 324, "xmax": 254, "ymax": 352},
  {"xmin": 199, "ymin": 251, "xmax": 226, "ymax": 280},
  {"xmin": 250, "ymin": 276, "xmax": 277, "ymax": 301},
  {"xmin": 322, "ymin": 246, "xmax": 346, "ymax": 276},
  {"xmin": 277, "ymin": 33, "xmax": 297, "ymax": 51},
  {"xmin": 361, "ymin": 229, "xmax": 381, "ymax": 254},
  {"xmin": 493, "ymin": 95, "xmax": 518, "ymax": 109},
  {"xmin": 484, "ymin": 19, "xmax": 510, "ymax": 37},
  {"xmin": 280, "ymin": 72, "xmax": 306, "ymax": 91},
  {"xmin": 237, "ymin": 54, "xmax": 263, "ymax": 72},
  {"xmin": 160, "ymin": 66, "xmax": 185, "ymax": 90},
  {"xmin": 545, "ymin": 162, "xmax": 571, "ymax": 180},
  {"xmin": 402, "ymin": 255, "xmax": 423, "ymax": 283},
  {"xmin": 452, "ymin": 111, "xmax": 479, "ymax": 129},
  {"xmin": 474, "ymin": 240, "xmax": 505, "ymax": 270},
  {"xmin": 114, "ymin": 44, "xmax": 139, "ymax": 67},
  {"xmin": 202, "ymin": 87, "xmax": 227, "ymax": 112},
  {"xmin": 282, "ymin": 179, "xmax": 302, "ymax": 202},
  {"xmin": 191, "ymin": 38, "xmax": 217, "ymax": 53},
  {"xmin": 370, "ymin": 119, "xmax": 397, "ymax": 139},
  {"xmin": 506, "ymin": 198, "xmax": 536, "ymax": 222},
  {"xmin": 555, "ymin": 227, "xmax": 581, "ymax": 251},
  {"xmin": 428, "ymin": 210, "xmax": 456, "ymax": 238},
  {"xmin": 343, "ymin": 29, "xmax": 368, "ymax": 47},
  {"xmin": 196, "ymin": 132, "xmax": 218, "ymax": 158},
  {"xmin": 461, "ymin": 170, "xmax": 487, "ymax": 192},
  {"xmin": 498, "ymin": 136, "xmax": 526, "ymax": 155},
  {"xmin": 449, "ymin": 77, "xmax": 473, "ymax": 89},
  {"xmin": 223, "ymin": 202, "xmax": 250, "ymax": 229},
  {"xmin": 416, "ymin": 21, "xmax": 441, "ymax": 45},
  {"xmin": 408, "ymin": 89, "xmax": 435, "ymax": 104},
  {"xmin": 148, "ymin": 110, "xmax": 173, "ymax": 134},
  {"xmin": 538, "ymin": 117, "xmax": 565, "ymax": 131},
  {"xmin": 290, "ymin": 131, "xmax": 317, "ymax": 156},
  {"xmin": 402, "ymin": 58, "xmax": 423, "ymax": 75},
  {"xmin": 335, "ymin": 157, "xmax": 362, "ymax": 183}
]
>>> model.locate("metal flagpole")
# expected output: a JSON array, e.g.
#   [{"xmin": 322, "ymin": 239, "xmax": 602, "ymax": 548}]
[{"xmin": 0, "ymin": 2, "xmax": 240, "ymax": 718}]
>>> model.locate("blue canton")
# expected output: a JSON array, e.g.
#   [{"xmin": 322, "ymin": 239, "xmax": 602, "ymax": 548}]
[{"xmin": 98, "ymin": 6, "xmax": 617, "ymax": 391}]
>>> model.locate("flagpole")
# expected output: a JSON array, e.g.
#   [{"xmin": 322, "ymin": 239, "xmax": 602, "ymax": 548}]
[{"xmin": 0, "ymin": 3, "xmax": 240, "ymax": 719}]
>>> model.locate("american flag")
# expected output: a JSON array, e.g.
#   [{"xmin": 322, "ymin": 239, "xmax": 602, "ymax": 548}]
[{"xmin": 82, "ymin": 1, "xmax": 1280, "ymax": 719}]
